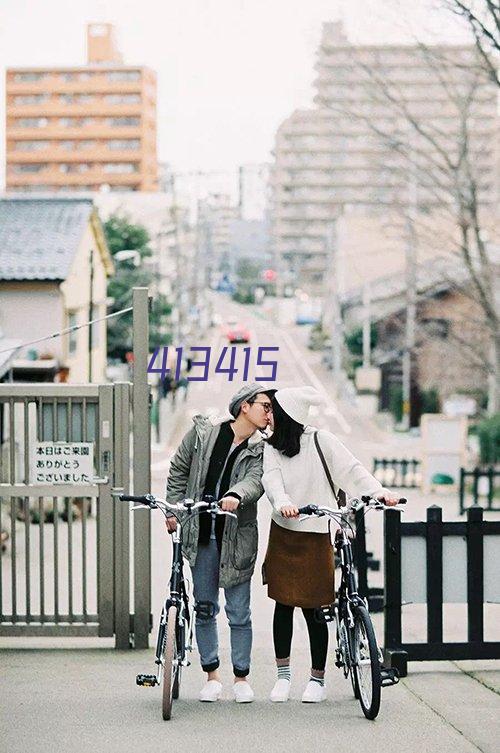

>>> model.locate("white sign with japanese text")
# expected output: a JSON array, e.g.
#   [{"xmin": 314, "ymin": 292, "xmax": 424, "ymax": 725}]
[{"xmin": 31, "ymin": 442, "xmax": 94, "ymax": 485}]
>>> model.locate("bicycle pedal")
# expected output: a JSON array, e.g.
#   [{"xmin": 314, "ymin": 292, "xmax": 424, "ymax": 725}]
[
  {"xmin": 380, "ymin": 667, "xmax": 399, "ymax": 687},
  {"xmin": 136, "ymin": 673, "xmax": 158, "ymax": 687}
]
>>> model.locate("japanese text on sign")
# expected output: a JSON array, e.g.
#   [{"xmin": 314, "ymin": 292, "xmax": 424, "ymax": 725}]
[{"xmin": 31, "ymin": 442, "xmax": 94, "ymax": 484}]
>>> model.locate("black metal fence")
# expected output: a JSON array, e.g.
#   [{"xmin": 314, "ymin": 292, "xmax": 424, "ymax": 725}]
[
  {"xmin": 354, "ymin": 508, "xmax": 383, "ymax": 612},
  {"xmin": 383, "ymin": 505, "xmax": 500, "ymax": 677},
  {"xmin": 459, "ymin": 467, "xmax": 499, "ymax": 513},
  {"xmin": 373, "ymin": 458, "xmax": 420, "ymax": 488}
]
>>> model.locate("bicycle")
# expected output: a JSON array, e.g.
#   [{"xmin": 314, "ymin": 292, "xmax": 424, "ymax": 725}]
[
  {"xmin": 117, "ymin": 492, "xmax": 236, "ymax": 720},
  {"xmin": 297, "ymin": 494, "xmax": 406, "ymax": 720}
]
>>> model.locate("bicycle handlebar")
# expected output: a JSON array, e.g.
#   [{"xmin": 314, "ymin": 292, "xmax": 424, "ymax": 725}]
[
  {"xmin": 115, "ymin": 492, "xmax": 237, "ymax": 519},
  {"xmin": 297, "ymin": 495, "xmax": 407, "ymax": 518}
]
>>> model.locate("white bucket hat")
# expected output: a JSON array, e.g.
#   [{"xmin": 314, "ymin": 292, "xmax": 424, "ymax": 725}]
[{"xmin": 274, "ymin": 386, "xmax": 325, "ymax": 425}]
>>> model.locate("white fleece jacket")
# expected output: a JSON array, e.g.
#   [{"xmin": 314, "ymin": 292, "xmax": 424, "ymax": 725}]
[{"xmin": 262, "ymin": 425, "xmax": 383, "ymax": 533}]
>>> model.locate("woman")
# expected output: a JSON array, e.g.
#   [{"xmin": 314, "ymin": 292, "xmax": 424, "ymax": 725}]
[{"xmin": 262, "ymin": 386, "xmax": 399, "ymax": 703}]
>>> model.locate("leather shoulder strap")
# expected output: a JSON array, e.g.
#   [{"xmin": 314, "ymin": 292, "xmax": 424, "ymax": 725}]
[{"xmin": 313, "ymin": 430, "xmax": 346, "ymax": 509}]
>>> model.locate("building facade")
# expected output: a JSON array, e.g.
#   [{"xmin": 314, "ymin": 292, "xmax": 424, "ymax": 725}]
[
  {"xmin": 0, "ymin": 197, "xmax": 113, "ymax": 383},
  {"xmin": 269, "ymin": 21, "xmax": 499, "ymax": 293},
  {"xmin": 5, "ymin": 24, "xmax": 158, "ymax": 193}
]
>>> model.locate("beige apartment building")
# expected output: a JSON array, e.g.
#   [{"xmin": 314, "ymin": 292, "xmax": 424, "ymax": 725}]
[
  {"xmin": 270, "ymin": 21, "xmax": 499, "ymax": 292},
  {"xmin": 5, "ymin": 23, "xmax": 157, "ymax": 193}
]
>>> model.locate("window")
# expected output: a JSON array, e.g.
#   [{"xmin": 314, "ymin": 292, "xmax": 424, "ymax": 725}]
[
  {"xmin": 107, "ymin": 117, "xmax": 140, "ymax": 126},
  {"xmin": 60, "ymin": 94, "xmax": 74, "ymax": 104},
  {"xmin": 16, "ymin": 118, "xmax": 48, "ymax": 127},
  {"xmin": 78, "ymin": 140, "xmax": 95, "ymax": 150},
  {"xmin": 61, "ymin": 72, "xmax": 75, "ymax": 82},
  {"xmin": 68, "ymin": 312, "xmax": 78, "ymax": 354},
  {"xmin": 59, "ymin": 163, "xmax": 91, "ymax": 174},
  {"xmin": 77, "ymin": 95, "xmax": 93, "ymax": 104},
  {"xmin": 15, "ymin": 140, "xmax": 49, "ymax": 151},
  {"xmin": 14, "ymin": 94, "xmax": 48, "ymax": 105},
  {"xmin": 107, "ymin": 71, "xmax": 140, "ymax": 82},
  {"xmin": 104, "ymin": 94, "xmax": 141, "ymax": 104},
  {"xmin": 60, "ymin": 140, "xmax": 75, "ymax": 150},
  {"xmin": 421, "ymin": 318, "xmax": 450, "ymax": 339},
  {"xmin": 13, "ymin": 163, "xmax": 46, "ymax": 173},
  {"xmin": 103, "ymin": 162, "xmax": 138, "ymax": 173},
  {"xmin": 14, "ymin": 72, "xmax": 44, "ymax": 82},
  {"xmin": 107, "ymin": 139, "xmax": 140, "ymax": 150}
]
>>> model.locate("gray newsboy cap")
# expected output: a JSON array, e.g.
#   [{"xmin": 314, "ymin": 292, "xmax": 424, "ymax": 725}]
[{"xmin": 229, "ymin": 383, "xmax": 275, "ymax": 418}]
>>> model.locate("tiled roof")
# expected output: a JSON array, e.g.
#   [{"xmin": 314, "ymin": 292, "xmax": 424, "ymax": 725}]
[{"xmin": 0, "ymin": 197, "xmax": 94, "ymax": 281}]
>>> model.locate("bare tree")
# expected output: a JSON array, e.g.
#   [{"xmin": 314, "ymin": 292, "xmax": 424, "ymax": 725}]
[
  {"xmin": 444, "ymin": 0, "xmax": 500, "ymax": 86},
  {"xmin": 317, "ymin": 40, "xmax": 499, "ymax": 413}
]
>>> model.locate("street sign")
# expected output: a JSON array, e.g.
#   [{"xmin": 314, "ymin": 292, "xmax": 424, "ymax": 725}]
[{"xmin": 31, "ymin": 441, "xmax": 94, "ymax": 484}]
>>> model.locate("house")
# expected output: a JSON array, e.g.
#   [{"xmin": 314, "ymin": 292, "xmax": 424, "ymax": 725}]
[
  {"xmin": 342, "ymin": 256, "xmax": 494, "ymax": 418},
  {"xmin": 0, "ymin": 197, "xmax": 114, "ymax": 382}
]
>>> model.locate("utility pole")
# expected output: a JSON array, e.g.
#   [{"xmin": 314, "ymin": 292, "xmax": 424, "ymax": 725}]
[
  {"xmin": 362, "ymin": 281, "xmax": 371, "ymax": 368},
  {"xmin": 325, "ymin": 221, "xmax": 344, "ymax": 395},
  {"xmin": 402, "ymin": 138, "xmax": 418, "ymax": 431},
  {"xmin": 169, "ymin": 172, "xmax": 184, "ymax": 346}
]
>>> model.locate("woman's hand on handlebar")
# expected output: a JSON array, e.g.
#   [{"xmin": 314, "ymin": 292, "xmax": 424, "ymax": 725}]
[
  {"xmin": 280, "ymin": 504, "xmax": 299, "ymax": 518},
  {"xmin": 376, "ymin": 488, "xmax": 401, "ymax": 506}
]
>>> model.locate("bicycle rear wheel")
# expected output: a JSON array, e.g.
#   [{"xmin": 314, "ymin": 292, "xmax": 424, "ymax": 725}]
[
  {"xmin": 352, "ymin": 605, "xmax": 381, "ymax": 719},
  {"xmin": 162, "ymin": 606, "xmax": 178, "ymax": 721}
]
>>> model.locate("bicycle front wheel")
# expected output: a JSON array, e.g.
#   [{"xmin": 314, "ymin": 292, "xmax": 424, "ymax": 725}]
[
  {"xmin": 352, "ymin": 605, "xmax": 381, "ymax": 720},
  {"xmin": 162, "ymin": 605, "xmax": 178, "ymax": 721}
]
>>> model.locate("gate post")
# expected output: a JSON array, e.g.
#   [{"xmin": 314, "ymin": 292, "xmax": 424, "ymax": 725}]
[
  {"xmin": 132, "ymin": 288, "xmax": 151, "ymax": 649},
  {"xmin": 113, "ymin": 382, "xmax": 131, "ymax": 649},
  {"xmin": 383, "ymin": 507, "xmax": 408, "ymax": 676},
  {"xmin": 97, "ymin": 384, "xmax": 114, "ymax": 637}
]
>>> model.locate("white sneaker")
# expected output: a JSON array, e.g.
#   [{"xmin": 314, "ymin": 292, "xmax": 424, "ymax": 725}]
[
  {"xmin": 270, "ymin": 678, "xmax": 290, "ymax": 702},
  {"xmin": 233, "ymin": 680, "xmax": 255, "ymax": 703},
  {"xmin": 301, "ymin": 680, "xmax": 326, "ymax": 703},
  {"xmin": 199, "ymin": 679, "xmax": 223, "ymax": 702}
]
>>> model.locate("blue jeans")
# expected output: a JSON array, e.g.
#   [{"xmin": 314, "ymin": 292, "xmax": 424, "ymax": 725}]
[{"xmin": 191, "ymin": 539, "xmax": 252, "ymax": 677}]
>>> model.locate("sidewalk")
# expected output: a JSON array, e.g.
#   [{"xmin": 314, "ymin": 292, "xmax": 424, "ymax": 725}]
[{"xmin": 1, "ymin": 645, "xmax": 499, "ymax": 753}]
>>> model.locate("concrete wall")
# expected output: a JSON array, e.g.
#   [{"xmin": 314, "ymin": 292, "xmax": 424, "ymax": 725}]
[
  {"xmin": 0, "ymin": 281, "xmax": 64, "ymax": 358},
  {"xmin": 60, "ymin": 220, "xmax": 109, "ymax": 382}
]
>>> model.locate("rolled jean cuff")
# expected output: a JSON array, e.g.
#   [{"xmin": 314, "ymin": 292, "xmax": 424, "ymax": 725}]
[
  {"xmin": 233, "ymin": 666, "xmax": 250, "ymax": 678},
  {"xmin": 201, "ymin": 659, "xmax": 220, "ymax": 673}
]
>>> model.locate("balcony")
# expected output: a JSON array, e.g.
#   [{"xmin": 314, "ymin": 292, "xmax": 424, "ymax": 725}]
[{"xmin": 7, "ymin": 146, "xmax": 145, "ymax": 163}]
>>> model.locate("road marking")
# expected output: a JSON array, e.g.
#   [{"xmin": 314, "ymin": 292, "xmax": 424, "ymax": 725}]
[{"xmin": 279, "ymin": 328, "xmax": 352, "ymax": 435}]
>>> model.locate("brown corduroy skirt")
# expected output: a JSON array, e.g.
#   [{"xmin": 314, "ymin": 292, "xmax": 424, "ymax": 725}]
[{"xmin": 262, "ymin": 520, "xmax": 335, "ymax": 608}]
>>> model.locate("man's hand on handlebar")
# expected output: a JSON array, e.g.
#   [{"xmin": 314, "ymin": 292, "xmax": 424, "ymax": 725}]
[
  {"xmin": 280, "ymin": 504, "xmax": 299, "ymax": 518},
  {"xmin": 219, "ymin": 495, "xmax": 240, "ymax": 512}
]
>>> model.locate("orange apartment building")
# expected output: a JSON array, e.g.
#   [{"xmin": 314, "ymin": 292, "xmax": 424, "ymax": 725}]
[{"xmin": 5, "ymin": 23, "xmax": 158, "ymax": 193}]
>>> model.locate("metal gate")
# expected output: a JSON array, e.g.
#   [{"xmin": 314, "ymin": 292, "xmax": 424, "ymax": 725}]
[{"xmin": 0, "ymin": 382, "xmax": 133, "ymax": 646}]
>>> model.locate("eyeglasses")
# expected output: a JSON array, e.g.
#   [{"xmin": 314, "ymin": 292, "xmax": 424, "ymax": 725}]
[{"xmin": 251, "ymin": 401, "xmax": 273, "ymax": 414}]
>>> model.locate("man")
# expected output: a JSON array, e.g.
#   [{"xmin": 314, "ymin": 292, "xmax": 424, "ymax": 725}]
[{"xmin": 165, "ymin": 383, "xmax": 275, "ymax": 703}]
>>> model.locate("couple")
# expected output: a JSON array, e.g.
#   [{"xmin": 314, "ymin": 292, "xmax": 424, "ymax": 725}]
[{"xmin": 165, "ymin": 383, "xmax": 398, "ymax": 704}]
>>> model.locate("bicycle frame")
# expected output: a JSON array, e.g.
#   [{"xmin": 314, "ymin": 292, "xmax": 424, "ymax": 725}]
[{"xmin": 116, "ymin": 492, "xmax": 237, "ymax": 690}]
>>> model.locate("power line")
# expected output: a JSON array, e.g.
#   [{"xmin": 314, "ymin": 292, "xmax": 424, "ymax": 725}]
[{"xmin": 0, "ymin": 306, "xmax": 133, "ymax": 356}]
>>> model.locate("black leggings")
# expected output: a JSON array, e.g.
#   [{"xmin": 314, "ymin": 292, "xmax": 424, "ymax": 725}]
[{"xmin": 273, "ymin": 601, "xmax": 329, "ymax": 672}]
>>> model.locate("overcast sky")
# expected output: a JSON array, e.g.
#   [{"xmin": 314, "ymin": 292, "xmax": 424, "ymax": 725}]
[{"xmin": 0, "ymin": 0, "xmax": 469, "ymax": 186}]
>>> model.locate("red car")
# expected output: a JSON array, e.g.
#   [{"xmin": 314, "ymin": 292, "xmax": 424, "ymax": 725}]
[{"xmin": 224, "ymin": 319, "xmax": 251, "ymax": 344}]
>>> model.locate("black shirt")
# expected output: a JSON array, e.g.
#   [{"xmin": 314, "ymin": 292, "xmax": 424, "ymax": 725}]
[{"xmin": 198, "ymin": 420, "xmax": 248, "ymax": 549}]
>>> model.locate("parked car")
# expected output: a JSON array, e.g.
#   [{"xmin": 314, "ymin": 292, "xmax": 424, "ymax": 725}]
[{"xmin": 223, "ymin": 319, "xmax": 251, "ymax": 344}]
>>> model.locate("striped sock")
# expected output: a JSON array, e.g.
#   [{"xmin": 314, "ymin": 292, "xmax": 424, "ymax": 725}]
[
  {"xmin": 277, "ymin": 664, "xmax": 291, "ymax": 682},
  {"xmin": 310, "ymin": 674, "xmax": 325, "ymax": 686}
]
